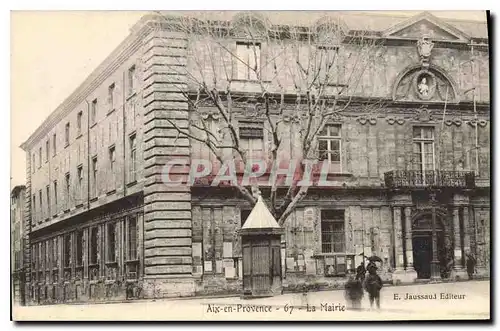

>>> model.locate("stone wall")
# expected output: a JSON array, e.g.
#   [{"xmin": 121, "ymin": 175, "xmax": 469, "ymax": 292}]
[{"xmin": 141, "ymin": 29, "xmax": 195, "ymax": 296}]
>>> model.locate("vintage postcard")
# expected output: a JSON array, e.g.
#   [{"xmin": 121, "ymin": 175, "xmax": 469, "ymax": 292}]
[{"xmin": 10, "ymin": 10, "xmax": 491, "ymax": 321}]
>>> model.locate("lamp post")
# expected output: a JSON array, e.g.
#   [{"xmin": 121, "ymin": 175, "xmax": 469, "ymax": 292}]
[{"xmin": 429, "ymin": 192, "xmax": 441, "ymax": 281}]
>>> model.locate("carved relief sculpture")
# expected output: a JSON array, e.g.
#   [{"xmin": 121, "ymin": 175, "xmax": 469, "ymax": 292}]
[{"xmin": 417, "ymin": 35, "xmax": 434, "ymax": 68}]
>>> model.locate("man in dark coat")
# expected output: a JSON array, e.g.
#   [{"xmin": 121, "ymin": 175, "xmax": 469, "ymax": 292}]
[
  {"xmin": 466, "ymin": 252, "xmax": 476, "ymax": 280},
  {"xmin": 364, "ymin": 263, "xmax": 383, "ymax": 309},
  {"xmin": 356, "ymin": 261, "xmax": 366, "ymax": 282}
]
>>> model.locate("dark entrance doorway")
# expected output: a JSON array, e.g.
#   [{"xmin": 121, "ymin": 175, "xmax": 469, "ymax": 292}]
[
  {"xmin": 412, "ymin": 216, "xmax": 445, "ymax": 279},
  {"xmin": 412, "ymin": 232, "xmax": 445, "ymax": 279}
]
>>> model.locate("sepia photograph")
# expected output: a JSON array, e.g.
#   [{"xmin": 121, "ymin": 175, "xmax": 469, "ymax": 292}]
[{"xmin": 10, "ymin": 8, "xmax": 491, "ymax": 322}]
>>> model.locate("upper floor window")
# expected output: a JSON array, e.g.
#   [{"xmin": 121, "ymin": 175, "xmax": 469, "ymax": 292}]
[
  {"xmin": 53, "ymin": 180, "xmax": 58, "ymax": 209},
  {"xmin": 65, "ymin": 172, "xmax": 70, "ymax": 207},
  {"xmin": 317, "ymin": 45, "xmax": 343, "ymax": 85},
  {"xmin": 38, "ymin": 147, "xmax": 42, "ymax": 168},
  {"xmin": 92, "ymin": 156, "xmax": 98, "ymax": 198},
  {"xmin": 46, "ymin": 185, "xmax": 50, "ymax": 217},
  {"xmin": 32, "ymin": 194, "xmax": 36, "ymax": 221},
  {"xmin": 32, "ymin": 154, "xmax": 35, "ymax": 173},
  {"xmin": 236, "ymin": 42, "xmax": 261, "ymax": 80},
  {"xmin": 52, "ymin": 133, "xmax": 56, "ymax": 157},
  {"xmin": 109, "ymin": 146, "xmax": 116, "ymax": 172},
  {"xmin": 91, "ymin": 99, "xmax": 97, "ymax": 125},
  {"xmin": 318, "ymin": 124, "xmax": 342, "ymax": 172},
  {"xmin": 45, "ymin": 140, "xmax": 49, "ymax": 162},
  {"xmin": 108, "ymin": 83, "xmax": 115, "ymax": 111},
  {"xmin": 412, "ymin": 126, "xmax": 435, "ymax": 173},
  {"xmin": 65, "ymin": 122, "xmax": 70, "ymax": 146},
  {"xmin": 239, "ymin": 123, "xmax": 264, "ymax": 161},
  {"xmin": 77, "ymin": 111, "xmax": 83, "ymax": 136},
  {"xmin": 77, "ymin": 165, "xmax": 84, "ymax": 198},
  {"xmin": 128, "ymin": 65, "xmax": 136, "ymax": 95},
  {"xmin": 129, "ymin": 134, "xmax": 137, "ymax": 182},
  {"xmin": 38, "ymin": 190, "xmax": 43, "ymax": 219}
]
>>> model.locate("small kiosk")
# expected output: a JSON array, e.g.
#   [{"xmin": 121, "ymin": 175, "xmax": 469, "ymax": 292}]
[{"xmin": 240, "ymin": 196, "xmax": 284, "ymax": 298}]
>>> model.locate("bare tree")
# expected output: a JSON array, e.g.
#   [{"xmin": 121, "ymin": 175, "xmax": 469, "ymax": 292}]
[{"xmin": 151, "ymin": 12, "xmax": 385, "ymax": 226}]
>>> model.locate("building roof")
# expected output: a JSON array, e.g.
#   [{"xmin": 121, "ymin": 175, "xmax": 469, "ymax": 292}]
[
  {"xmin": 155, "ymin": 10, "xmax": 488, "ymax": 39},
  {"xmin": 241, "ymin": 195, "xmax": 281, "ymax": 230}
]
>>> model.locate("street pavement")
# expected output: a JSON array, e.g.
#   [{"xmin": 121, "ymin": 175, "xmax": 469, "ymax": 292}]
[{"xmin": 12, "ymin": 280, "xmax": 490, "ymax": 321}]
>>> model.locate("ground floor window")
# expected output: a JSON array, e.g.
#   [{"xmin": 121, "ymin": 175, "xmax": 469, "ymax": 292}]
[
  {"xmin": 29, "ymin": 209, "xmax": 143, "ymax": 287},
  {"xmin": 321, "ymin": 210, "xmax": 346, "ymax": 253}
]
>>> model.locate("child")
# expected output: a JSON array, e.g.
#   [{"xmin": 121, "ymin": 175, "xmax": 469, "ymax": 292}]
[{"xmin": 364, "ymin": 263, "xmax": 383, "ymax": 309}]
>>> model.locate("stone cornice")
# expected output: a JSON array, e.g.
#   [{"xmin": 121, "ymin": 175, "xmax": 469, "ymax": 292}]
[{"xmin": 20, "ymin": 14, "xmax": 164, "ymax": 151}]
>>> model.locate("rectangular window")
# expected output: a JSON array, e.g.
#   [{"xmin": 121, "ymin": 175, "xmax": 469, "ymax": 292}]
[
  {"xmin": 65, "ymin": 122, "xmax": 70, "ymax": 146},
  {"xmin": 321, "ymin": 210, "xmax": 345, "ymax": 253},
  {"xmin": 108, "ymin": 83, "xmax": 115, "ymax": 110},
  {"xmin": 236, "ymin": 42, "xmax": 261, "ymax": 80},
  {"xmin": 40, "ymin": 241, "xmax": 46, "ymax": 274},
  {"xmin": 413, "ymin": 126, "xmax": 435, "ymax": 173},
  {"xmin": 129, "ymin": 134, "xmax": 137, "ymax": 182},
  {"xmin": 109, "ymin": 146, "xmax": 116, "ymax": 172},
  {"xmin": 65, "ymin": 173, "xmax": 70, "ymax": 209},
  {"xmin": 39, "ymin": 190, "xmax": 43, "ymax": 220},
  {"xmin": 92, "ymin": 156, "xmax": 98, "ymax": 197},
  {"xmin": 46, "ymin": 185, "xmax": 50, "ymax": 218},
  {"xmin": 64, "ymin": 234, "xmax": 71, "ymax": 268},
  {"xmin": 317, "ymin": 46, "xmax": 342, "ymax": 85},
  {"xmin": 53, "ymin": 180, "xmax": 58, "ymax": 212},
  {"xmin": 91, "ymin": 99, "xmax": 97, "ymax": 125},
  {"xmin": 53, "ymin": 133, "xmax": 56, "ymax": 156},
  {"xmin": 128, "ymin": 216, "xmax": 137, "ymax": 260},
  {"xmin": 107, "ymin": 222, "xmax": 117, "ymax": 263},
  {"xmin": 76, "ymin": 230, "xmax": 83, "ymax": 267},
  {"xmin": 32, "ymin": 194, "xmax": 36, "ymax": 222},
  {"xmin": 128, "ymin": 65, "xmax": 136, "ymax": 95},
  {"xmin": 318, "ymin": 124, "xmax": 342, "ymax": 172},
  {"xmin": 38, "ymin": 147, "xmax": 42, "ymax": 168},
  {"xmin": 90, "ymin": 227, "xmax": 98, "ymax": 265},
  {"xmin": 45, "ymin": 140, "xmax": 49, "ymax": 162},
  {"xmin": 77, "ymin": 111, "xmax": 83, "ymax": 136},
  {"xmin": 77, "ymin": 165, "xmax": 83, "ymax": 193},
  {"xmin": 32, "ymin": 154, "xmax": 35, "ymax": 173},
  {"xmin": 239, "ymin": 123, "xmax": 264, "ymax": 161},
  {"xmin": 52, "ymin": 237, "xmax": 58, "ymax": 268}
]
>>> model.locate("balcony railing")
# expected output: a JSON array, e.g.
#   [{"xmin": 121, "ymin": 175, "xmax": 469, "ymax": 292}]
[{"xmin": 384, "ymin": 170, "xmax": 476, "ymax": 189}]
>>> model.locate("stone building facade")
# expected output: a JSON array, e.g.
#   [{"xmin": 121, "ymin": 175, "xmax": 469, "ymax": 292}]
[
  {"xmin": 20, "ymin": 11, "xmax": 490, "ymax": 305},
  {"xmin": 11, "ymin": 185, "xmax": 26, "ymax": 304}
]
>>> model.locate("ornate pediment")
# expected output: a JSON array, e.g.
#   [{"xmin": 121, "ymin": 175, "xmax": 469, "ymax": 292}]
[{"xmin": 383, "ymin": 12, "xmax": 470, "ymax": 42}]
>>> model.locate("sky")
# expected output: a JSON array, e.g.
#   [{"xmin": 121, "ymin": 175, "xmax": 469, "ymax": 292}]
[{"xmin": 10, "ymin": 10, "xmax": 488, "ymax": 189}]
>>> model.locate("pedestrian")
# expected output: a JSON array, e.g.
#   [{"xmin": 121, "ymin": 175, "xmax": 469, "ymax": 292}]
[
  {"xmin": 356, "ymin": 261, "xmax": 366, "ymax": 282},
  {"xmin": 344, "ymin": 275, "xmax": 364, "ymax": 310},
  {"xmin": 466, "ymin": 251, "xmax": 476, "ymax": 280},
  {"xmin": 364, "ymin": 263, "xmax": 383, "ymax": 310}
]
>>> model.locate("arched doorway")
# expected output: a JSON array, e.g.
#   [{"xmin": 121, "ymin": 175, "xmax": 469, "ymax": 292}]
[{"xmin": 412, "ymin": 213, "xmax": 446, "ymax": 279}]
